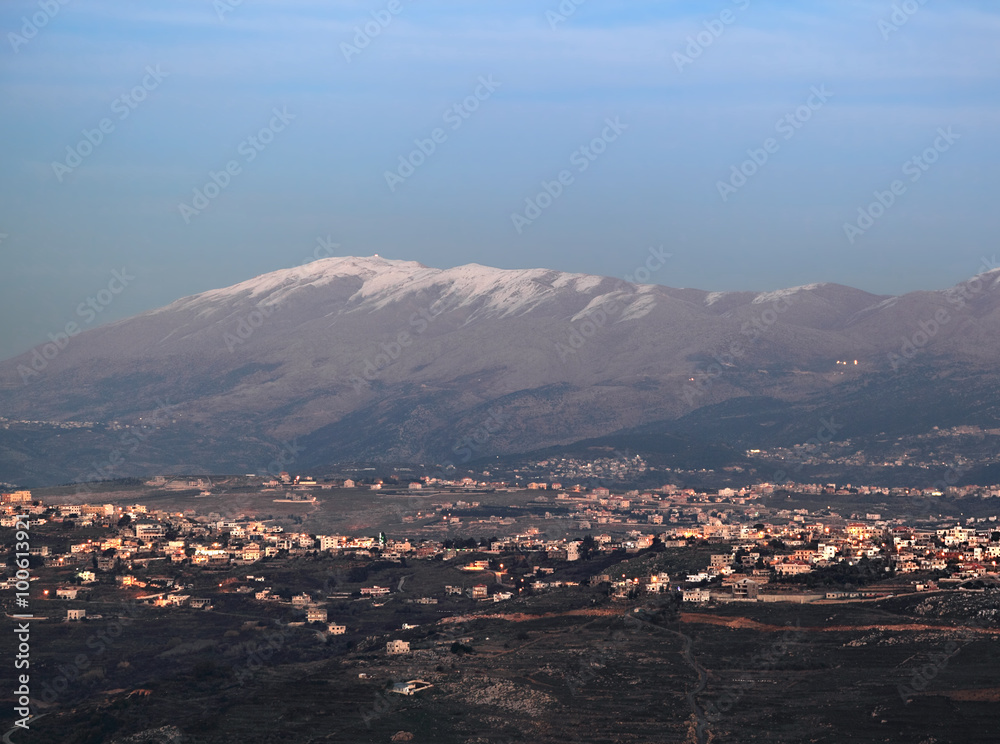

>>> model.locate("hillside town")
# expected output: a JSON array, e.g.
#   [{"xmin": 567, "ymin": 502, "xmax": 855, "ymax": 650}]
[{"xmin": 6, "ymin": 473, "xmax": 1000, "ymax": 628}]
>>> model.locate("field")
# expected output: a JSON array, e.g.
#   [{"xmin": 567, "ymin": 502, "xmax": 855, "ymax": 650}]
[{"xmin": 6, "ymin": 550, "xmax": 1000, "ymax": 743}]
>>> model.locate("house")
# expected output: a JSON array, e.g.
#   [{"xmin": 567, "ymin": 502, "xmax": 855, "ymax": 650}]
[
  {"xmin": 683, "ymin": 588, "xmax": 710, "ymax": 602},
  {"xmin": 328, "ymin": 623, "xmax": 346, "ymax": 635},
  {"xmin": 469, "ymin": 585, "xmax": 488, "ymax": 599},
  {"xmin": 390, "ymin": 679, "xmax": 434, "ymax": 695},
  {"xmin": 306, "ymin": 607, "xmax": 328, "ymax": 623},
  {"xmin": 319, "ymin": 535, "xmax": 342, "ymax": 551},
  {"xmin": 774, "ymin": 561, "xmax": 812, "ymax": 576},
  {"xmin": 56, "ymin": 587, "xmax": 80, "ymax": 600},
  {"xmin": 460, "ymin": 560, "xmax": 490, "ymax": 572},
  {"xmin": 291, "ymin": 593, "xmax": 312, "ymax": 607},
  {"xmin": 67, "ymin": 609, "xmax": 87, "ymax": 621},
  {"xmin": 732, "ymin": 579, "xmax": 759, "ymax": 600},
  {"xmin": 135, "ymin": 523, "xmax": 165, "ymax": 540},
  {"xmin": 644, "ymin": 573, "xmax": 671, "ymax": 593},
  {"xmin": 386, "ymin": 640, "xmax": 410, "ymax": 655}
]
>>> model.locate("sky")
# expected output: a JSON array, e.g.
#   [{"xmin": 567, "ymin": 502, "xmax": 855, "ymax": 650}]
[{"xmin": 1, "ymin": 0, "xmax": 998, "ymax": 360}]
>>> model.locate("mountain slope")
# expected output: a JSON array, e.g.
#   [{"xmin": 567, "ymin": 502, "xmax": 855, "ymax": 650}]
[{"xmin": 2, "ymin": 256, "xmax": 999, "ymax": 486}]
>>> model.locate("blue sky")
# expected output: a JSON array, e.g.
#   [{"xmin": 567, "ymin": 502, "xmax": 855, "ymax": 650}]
[{"xmin": 1, "ymin": 0, "xmax": 998, "ymax": 359}]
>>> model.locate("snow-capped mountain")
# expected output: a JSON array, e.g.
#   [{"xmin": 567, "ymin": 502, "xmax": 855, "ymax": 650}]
[{"xmin": 2, "ymin": 257, "xmax": 1000, "ymax": 486}]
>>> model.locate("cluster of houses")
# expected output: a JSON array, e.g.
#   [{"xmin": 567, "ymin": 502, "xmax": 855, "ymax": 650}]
[
  {"xmin": 660, "ymin": 516, "xmax": 1000, "ymax": 604},
  {"xmin": 6, "ymin": 480, "xmax": 1000, "ymax": 619},
  {"xmin": 891, "ymin": 525, "xmax": 1000, "ymax": 577}
]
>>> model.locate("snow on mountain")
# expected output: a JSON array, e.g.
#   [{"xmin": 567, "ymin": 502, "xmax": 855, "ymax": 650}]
[{"xmin": 751, "ymin": 283, "xmax": 826, "ymax": 305}]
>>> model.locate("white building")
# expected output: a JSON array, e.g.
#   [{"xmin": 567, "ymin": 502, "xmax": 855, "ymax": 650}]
[{"xmin": 683, "ymin": 588, "xmax": 710, "ymax": 603}]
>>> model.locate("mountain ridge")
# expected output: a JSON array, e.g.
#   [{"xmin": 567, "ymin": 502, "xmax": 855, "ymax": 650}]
[{"xmin": 2, "ymin": 256, "xmax": 1000, "ymax": 487}]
